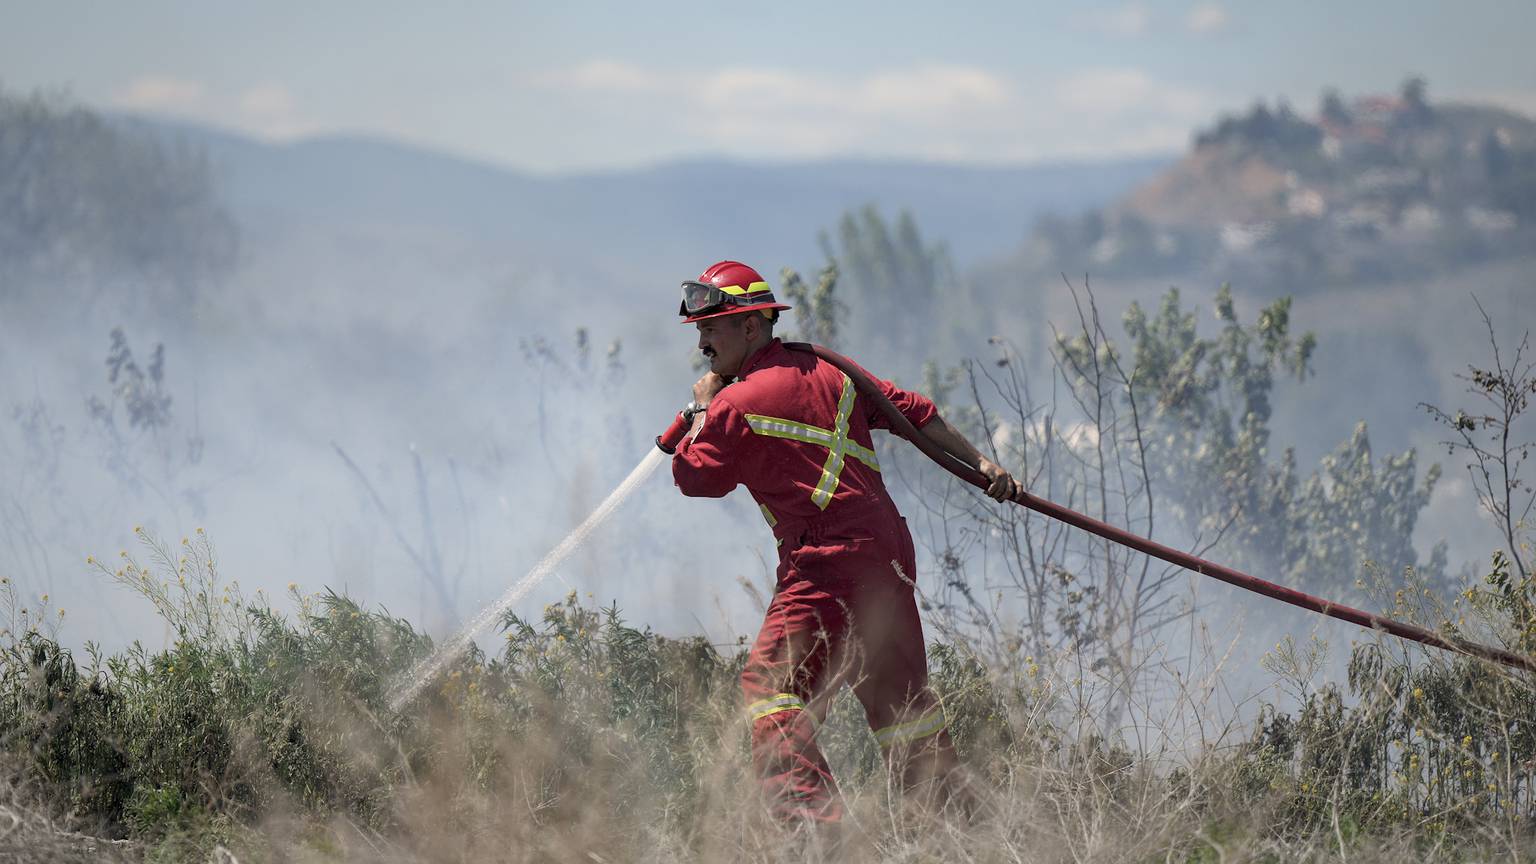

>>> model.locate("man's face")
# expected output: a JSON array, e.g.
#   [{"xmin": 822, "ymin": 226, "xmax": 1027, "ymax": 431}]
[{"xmin": 695, "ymin": 314, "xmax": 752, "ymax": 378}]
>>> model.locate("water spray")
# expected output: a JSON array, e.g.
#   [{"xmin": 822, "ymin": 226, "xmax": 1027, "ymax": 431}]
[{"xmin": 387, "ymin": 448, "xmax": 669, "ymax": 711}]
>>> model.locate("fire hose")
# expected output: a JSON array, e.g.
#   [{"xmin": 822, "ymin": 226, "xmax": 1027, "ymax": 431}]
[{"xmin": 659, "ymin": 342, "xmax": 1535, "ymax": 674}]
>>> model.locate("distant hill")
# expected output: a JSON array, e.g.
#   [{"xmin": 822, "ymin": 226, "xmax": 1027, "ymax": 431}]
[
  {"xmin": 1123, "ymin": 98, "xmax": 1536, "ymax": 230},
  {"xmin": 118, "ymin": 115, "xmax": 1171, "ymax": 273},
  {"xmin": 1011, "ymin": 82, "xmax": 1536, "ymax": 291}
]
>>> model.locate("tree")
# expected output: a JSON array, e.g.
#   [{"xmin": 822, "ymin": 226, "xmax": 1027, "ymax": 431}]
[
  {"xmin": 1398, "ymin": 76, "xmax": 1433, "ymax": 126},
  {"xmin": 817, "ymin": 206, "xmax": 968, "ymax": 377},
  {"xmin": 0, "ymin": 87, "xmax": 236, "ymax": 313},
  {"xmin": 777, "ymin": 261, "xmax": 842, "ymax": 349},
  {"xmin": 1117, "ymin": 285, "xmax": 1442, "ymax": 594},
  {"xmin": 1320, "ymin": 88, "xmax": 1350, "ymax": 127},
  {"xmin": 1421, "ymin": 300, "xmax": 1534, "ymax": 581}
]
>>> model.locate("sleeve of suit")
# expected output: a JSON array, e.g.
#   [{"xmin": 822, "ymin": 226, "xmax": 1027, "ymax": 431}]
[
  {"xmin": 672, "ymin": 395, "xmax": 756, "ymax": 498},
  {"xmin": 853, "ymin": 362, "xmax": 939, "ymax": 432}
]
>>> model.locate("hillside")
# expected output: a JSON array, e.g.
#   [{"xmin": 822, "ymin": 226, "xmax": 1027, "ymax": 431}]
[
  {"xmin": 1011, "ymin": 82, "xmax": 1536, "ymax": 290},
  {"xmin": 120, "ymin": 116, "xmax": 1170, "ymax": 274}
]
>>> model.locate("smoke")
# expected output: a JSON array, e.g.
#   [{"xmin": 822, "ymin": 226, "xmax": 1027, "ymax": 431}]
[
  {"xmin": 388, "ymin": 447, "xmax": 668, "ymax": 711},
  {"xmin": 2, "ymin": 92, "xmax": 1531, "ymax": 730}
]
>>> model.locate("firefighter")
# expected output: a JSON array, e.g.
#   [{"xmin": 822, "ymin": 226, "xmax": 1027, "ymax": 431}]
[{"xmin": 669, "ymin": 260, "xmax": 1019, "ymax": 824}]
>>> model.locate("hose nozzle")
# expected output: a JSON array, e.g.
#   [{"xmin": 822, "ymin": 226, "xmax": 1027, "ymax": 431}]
[{"xmin": 655, "ymin": 411, "xmax": 689, "ymax": 455}]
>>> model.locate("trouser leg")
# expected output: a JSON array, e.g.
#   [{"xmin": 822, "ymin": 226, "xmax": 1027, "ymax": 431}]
[
  {"xmin": 845, "ymin": 542, "xmax": 966, "ymax": 810},
  {"xmin": 740, "ymin": 576, "xmax": 848, "ymax": 823}
]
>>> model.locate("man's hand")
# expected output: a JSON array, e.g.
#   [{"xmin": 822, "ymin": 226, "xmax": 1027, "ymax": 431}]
[
  {"xmin": 692, "ymin": 372, "xmax": 729, "ymax": 407},
  {"xmin": 977, "ymin": 457, "xmax": 1020, "ymax": 502},
  {"xmin": 918, "ymin": 414, "xmax": 1022, "ymax": 503}
]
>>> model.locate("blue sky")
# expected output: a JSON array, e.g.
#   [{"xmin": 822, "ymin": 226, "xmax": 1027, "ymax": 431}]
[{"xmin": 4, "ymin": 0, "xmax": 1534, "ymax": 173}]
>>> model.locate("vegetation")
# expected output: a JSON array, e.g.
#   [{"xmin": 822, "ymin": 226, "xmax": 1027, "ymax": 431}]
[
  {"xmin": 3, "ymin": 85, "xmax": 1533, "ymax": 863},
  {"xmin": 813, "ymin": 206, "xmax": 977, "ymax": 379},
  {"xmin": 0, "ymin": 86, "xmax": 236, "ymax": 313},
  {"xmin": 6, "ymin": 280, "xmax": 1523, "ymax": 861},
  {"xmin": 1, "ymin": 519, "xmax": 1533, "ymax": 861}
]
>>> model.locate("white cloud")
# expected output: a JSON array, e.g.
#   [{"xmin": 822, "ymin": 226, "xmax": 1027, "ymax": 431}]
[
  {"xmin": 857, "ymin": 65, "xmax": 1009, "ymax": 113},
  {"xmin": 1080, "ymin": 3, "xmax": 1151, "ymax": 37},
  {"xmin": 697, "ymin": 68, "xmax": 823, "ymax": 111},
  {"xmin": 114, "ymin": 75, "xmax": 206, "ymax": 112},
  {"xmin": 111, "ymin": 75, "xmax": 315, "ymax": 141},
  {"xmin": 239, "ymin": 83, "xmax": 293, "ymax": 118},
  {"xmin": 1054, "ymin": 68, "xmax": 1208, "ymax": 116},
  {"xmin": 541, "ymin": 59, "xmax": 1214, "ymax": 164},
  {"xmin": 236, "ymin": 84, "xmax": 312, "ymax": 139},
  {"xmin": 562, "ymin": 59, "xmax": 667, "ymax": 93},
  {"xmin": 1186, "ymin": 3, "xmax": 1230, "ymax": 34}
]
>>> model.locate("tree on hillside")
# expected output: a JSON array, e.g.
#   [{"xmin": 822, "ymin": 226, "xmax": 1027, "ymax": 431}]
[
  {"xmin": 0, "ymin": 87, "xmax": 236, "ymax": 312},
  {"xmin": 1320, "ymin": 89, "xmax": 1351, "ymax": 127},
  {"xmin": 1193, "ymin": 99, "xmax": 1322, "ymax": 154},
  {"xmin": 1399, "ymin": 76, "xmax": 1433, "ymax": 126},
  {"xmin": 817, "ymin": 206, "xmax": 971, "ymax": 376}
]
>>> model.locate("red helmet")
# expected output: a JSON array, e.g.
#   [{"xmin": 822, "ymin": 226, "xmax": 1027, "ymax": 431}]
[{"xmin": 678, "ymin": 260, "xmax": 792, "ymax": 324}]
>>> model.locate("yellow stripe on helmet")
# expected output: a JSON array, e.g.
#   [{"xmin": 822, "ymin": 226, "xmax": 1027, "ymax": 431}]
[{"xmin": 715, "ymin": 280, "xmax": 773, "ymax": 297}]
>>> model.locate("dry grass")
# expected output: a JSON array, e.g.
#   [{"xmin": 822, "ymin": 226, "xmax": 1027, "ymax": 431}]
[{"xmin": 1, "ymin": 530, "xmax": 1533, "ymax": 862}]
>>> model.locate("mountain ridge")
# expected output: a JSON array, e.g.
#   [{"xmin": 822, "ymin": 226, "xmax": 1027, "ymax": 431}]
[{"xmin": 116, "ymin": 112, "xmax": 1173, "ymax": 271}]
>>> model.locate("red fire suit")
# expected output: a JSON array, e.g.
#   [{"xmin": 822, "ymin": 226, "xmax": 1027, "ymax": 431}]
[{"xmin": 673, "ymin": 338, "xmax": 960, "ymax": 822}]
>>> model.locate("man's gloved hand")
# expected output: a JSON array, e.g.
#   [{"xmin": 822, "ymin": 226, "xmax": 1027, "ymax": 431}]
[
  {"xmin": 977, "ymin": 457, "xmax": 1020, "ymax": 502},
  {"xmin": 692, "ymin": 372, "xmax": 729, "ymax": 408}
]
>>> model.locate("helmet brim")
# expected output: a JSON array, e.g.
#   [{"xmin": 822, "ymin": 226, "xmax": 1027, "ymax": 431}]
[{"xmin": 681, "ymin": 301, "xmax": 792, "ymax": 324}]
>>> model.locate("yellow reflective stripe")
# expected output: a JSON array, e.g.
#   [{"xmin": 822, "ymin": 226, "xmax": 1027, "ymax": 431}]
[
  {"xmin": 748, "ymin": 692, "xmax": 804, "ymax": 720},
  {"xmin": 744, "ymin": 411, "xmax": 879, "ymax": 468},
  {"xmin": 873, "ymin": 708, "xmax": 947, "ymax": 748},
  {"xmin": 761, "ymin": 505, "xmax": 782, "ymax": 547},
  {"xmin": 845, "ymin": 441, "xmax": 879, "ymax": 466},
  {"xmin": 742, "ymin": 375, "xmax": 880, "ymax": 511},
  {"xmin": 716, "ymin": 280, "xmax": 773, "ymax": 296},
  {"xmin": 810, "ymin": 375, "xmax": 859, "ymax": 509},
  {"xmin": 744, "ymin": 415, "xmax": 836, "ymax": 446}
]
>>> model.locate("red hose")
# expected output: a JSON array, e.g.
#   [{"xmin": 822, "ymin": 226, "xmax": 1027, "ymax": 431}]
[{"xmin": 785, "ymin": 342, "xmax": 1536, "ymax": 674}]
